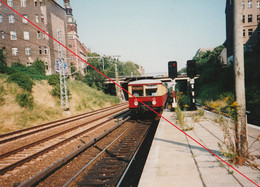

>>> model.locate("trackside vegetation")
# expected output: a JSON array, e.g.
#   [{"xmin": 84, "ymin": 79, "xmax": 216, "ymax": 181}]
[
  {"xmin": 193, "ymin": 45, "xmax": 260, "ymax": 123},
  {"xmin": 0, "ymin": 49, "xmax": 129, "ymax": 134}
]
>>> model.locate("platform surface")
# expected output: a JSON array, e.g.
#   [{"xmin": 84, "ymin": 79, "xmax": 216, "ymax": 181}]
[{"xmin": 138, "ymin": 109, "xmax": 260, "ymax": 187}]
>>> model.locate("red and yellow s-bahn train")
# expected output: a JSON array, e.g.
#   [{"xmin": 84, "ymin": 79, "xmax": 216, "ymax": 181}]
[{"xmin": 128, "ymin": 79, "xmax": 168, "ymax": 113}]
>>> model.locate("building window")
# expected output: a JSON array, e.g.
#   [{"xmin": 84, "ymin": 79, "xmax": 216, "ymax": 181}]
[
  {"xmin": 9, "ymin": 15, "xmax": 15, "ymax": 23},
  {"xmin": 39, "ymin": 0, "xmax": 43, "ymax": 6},
  {"xmin": 21, "ymin": 0, "xmax": 27, "ymax": 7},
  {"xmin": 248, "ymin": 14, "xmax": 253, "ymax": 22},
  {"xmin": 45, "ymin": 62, "xmax": 48, "ymax": 70},
  {"xmin": 40, "ymin": 14, "xmax": 44, "ymax": 22},
  {"xmin": 257, "ymin": 15, "xmax": 260, "ymax": 23},
  {"xmin": 248, "ymin": 28, "xmax": 253, "ymax": 36},
  {"xmin": 243, "ymin": 15, "xmax": 245, "ymax": 23},
  {"xmin": 69, "ymin": 44, "xmax": 72, "ymax": 48},
  {"xmin": 12, "ymin": 48, "xmax": 18, "ymax": 56},
  {"xmin": 0, "ymin": 1, "xmax": 2, "ymax": 6},
  {"xmin": 22, "ymin": 14, "xmax": 28, "ymax": 23},
  {"xmin": 34, "ymin": 0, "xmax": 37, "ymax": 6},
  {"xmin": 243, "ymin": 44, "xmax": 246, "ymax": 51},
  {"xmin": 1, "ymin": 31, "xmax": 5, "ymax": 39},
  {"xmin": 39, "ymin": 47, "xmax": 42, "ymax": 54},
  {"xmin": 25, "ymin": 47, "xmax": 31, "ymax": 56},
  {"xmin": 68, "ymin": 17, "xmax": 73, "ymax": 23},
  {"xmin": 24, "ymin": 31, "xmax": 30, "ymax": 40},
  {"xmin": 0, "ymin": 14, "xmax": 3, "ymax": 23},
  {"xmin": 257, "ymin": 1, "xmax": 260, "ymax": 8},
  {"xmin": 7, "ymin": 0, "xmax": 13, "ymax": 7},
  {"xmin": 44, "ymin": 47, "xmax": 48, "ymax": 54},
  {"xmin": 243, "ymin": 29, "xmax": 245, "ymax": 37},
  {"xmin": 36, "ymin": 14, "xmax": 39, "ymax": 23},
  {"xmin": 248, "ymin": 0, "xmax": 252, "ymax": 8},
  {"xmin": 10, "ymin": 31, "xmax": 17, "ymax": 40},
  {"xmin": 37, "ymin": 31, "xmax": 41, "ymax": 39},
  {"xmin": 242, "ymin": 1, "xmax": 245, "ymax": 8}
]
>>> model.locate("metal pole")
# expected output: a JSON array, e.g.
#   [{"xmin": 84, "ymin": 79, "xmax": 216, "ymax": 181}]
[
  {"xmin": 172, "ymin": 79, "xmax": 177, "ymax": 109},
  {"xmin": 233, "ymin": 0, "xmax": 248, "ymax": 157},
  {"xmin": 57, "ymin": 30, "xmax": 69, "ymax": 111},
  {"xmin": 189, "ymin": 78, "xmax": 196, "ymax": 111},
  {"xmin": 115, "ymin": 64, "xmax": 120, "ymax": 98}
]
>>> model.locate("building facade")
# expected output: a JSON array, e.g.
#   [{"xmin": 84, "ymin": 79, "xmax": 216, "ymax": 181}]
[
  {"xmin": 63, "ymin": 0, "xmax": 90, "ymax": 75},
  {"xmin": 0, "ymin": 0, "xmax": 68, "ymax": 75},
  {"xmin": 225, "ymin": 0, "xmax": 260, "ymax": 63}
]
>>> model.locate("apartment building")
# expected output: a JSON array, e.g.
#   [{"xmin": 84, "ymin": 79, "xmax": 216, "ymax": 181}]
[
  {"xmin": 64, "ymin": 0, "xmax": 90, "ymax": 75},
  {"xmin": 225, "ymin": 0, "xmax": 260, "ymax": 63},
  {"xmin": 0, "ymin": 0, "xmax": 68, "ymax": 75}
]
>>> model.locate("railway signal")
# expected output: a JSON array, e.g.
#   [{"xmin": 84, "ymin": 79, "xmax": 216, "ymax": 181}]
[
  {"xmin": 168, "ymin": 61, "xmax": 178, "ymax": 79},
  {"xmin": 187, "ymin": 60, "xmax": 196, "ymax": 78}
]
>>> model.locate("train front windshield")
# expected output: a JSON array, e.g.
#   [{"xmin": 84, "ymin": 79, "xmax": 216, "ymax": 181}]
[
  {"xmin": 145, "ymin": 85, "xmax": 157, "ymax": 96},
  {"xmin": 132, "ymin": 86, "xmax": 143, "ymax": 97}
]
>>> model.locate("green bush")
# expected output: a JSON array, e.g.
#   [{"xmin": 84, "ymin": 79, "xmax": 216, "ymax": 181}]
[
  {"xmin": 48, "ymin": 73, "xmax": 60, "ymax": 86},
  {"xmin": 51, "ymin": 86, "xmax": 61, "ymax": 98},
  {"xmin": 0, "ymin": 85, "xmax": 5, "ymax": 105},
  {"xmin": 7, "ymin": 72, "xmax": 34, "ymax": 92},
  {"xmin": 0, "ymin": 48, "xmax": 7, "ymax": 74},
  {"xmin": 47, "ymin": 73, "xmax": 70, "ymax": 99},
  {"xmin": 16, "ymin": 93, "xmax": 33, "ymax": 108},
  {"xmin": 10, "ymin": 60, "xmax": 47, "ymax": 80}
]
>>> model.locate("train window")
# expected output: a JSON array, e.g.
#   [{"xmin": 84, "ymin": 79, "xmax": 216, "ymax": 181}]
[
  {"xmin": 132, "ymin": 86, "xmax": 143, "ymax": 96},
  {"xmin": 145, "ymin": 85, "xmax": 157, "ymax": 96}
]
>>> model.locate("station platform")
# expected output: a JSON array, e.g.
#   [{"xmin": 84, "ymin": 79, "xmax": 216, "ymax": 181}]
[{"xmin": 138, "ymin": 109, "xmax": 260, "ymax": 187}]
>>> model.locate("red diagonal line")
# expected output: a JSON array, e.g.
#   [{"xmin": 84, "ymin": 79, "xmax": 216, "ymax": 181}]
[{"xmin": 1, "ymin": 1, "xmax": 259, "ymax": 186}]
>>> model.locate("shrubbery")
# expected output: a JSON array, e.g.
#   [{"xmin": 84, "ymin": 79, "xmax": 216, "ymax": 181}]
[
  {"xmin": 0, "ymin": 85, "xmax": 5, "ymax": 105},
  {"xmin": 0, "ymin": 48, "xmax": 7, "ymax": 74},
  {"xmin": 16, "ymin": 93, "xmax": 33, "ymax": 108},
  {"xmin": 10, "ymin": 60, "xmax": 46, "ymax": 80},
  {"xmin": 7, "ymin": 72, "xmax": 34, "ymax": 92},
  {"xmin": 48, "ymin": 73, "xmax": 62, "ymax": 98}
]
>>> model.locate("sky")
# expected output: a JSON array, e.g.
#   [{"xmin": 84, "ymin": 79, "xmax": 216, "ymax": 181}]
[{"xmin": 57, "ymin": 0, "xmax": 226, "ymax": 74}]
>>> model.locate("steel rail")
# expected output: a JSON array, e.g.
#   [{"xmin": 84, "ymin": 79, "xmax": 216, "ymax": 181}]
[
  {"xmin": 0, "ymin": 109, "xmax": 129, "ymax": 175},
  {"xmin": 18, "ymin": 116, "xmax": 132, "ymax": 187},
  {"xmin": 0, "ymin": 107, "xmax": 127, "ymax": 159},
  {"xmin": 63, "ymin": 119, "xmax": 136, "ymax": 187},
  {"xmin": 0, "ymin": 103, "xmax": 127, "ymax": 144},
  {"xmin": 116, "ymin": 122, "xmax": 150, "ymax": 186}
]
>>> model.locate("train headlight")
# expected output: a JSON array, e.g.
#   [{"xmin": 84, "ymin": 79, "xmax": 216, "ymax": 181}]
[
  {"xmin": 134, "ymin": 100, "xmax": 138, "ymax": 106},
  {"xmin": 152, "ymin": 99, "xmax": 156, "ymax": 105}
]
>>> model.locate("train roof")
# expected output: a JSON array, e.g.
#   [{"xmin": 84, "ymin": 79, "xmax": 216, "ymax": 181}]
[{"xmin": 128, "ymin": 79, "xmax": 162, "ymax": 85}]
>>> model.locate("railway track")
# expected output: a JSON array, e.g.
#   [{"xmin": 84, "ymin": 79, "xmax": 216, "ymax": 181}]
[
  {"xmin": 0, "ymin": 102, "xmax": 127, "ymax": 144},
  {"xmin": 16, "ymin": 118, "xmax": 155, "ymax": 187},
  {"xmin": 73, "ymin": 120, "xmax": 150, "ymax": 186},
  {"xmin": 0, "ymin": 103, "xmax": 129, "ymax": 185}
]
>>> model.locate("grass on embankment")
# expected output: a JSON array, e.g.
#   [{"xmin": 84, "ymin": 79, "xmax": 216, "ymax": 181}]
[{"xmin": 0, "ymin": 74, "xmax": 120, "ymax": 134}]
